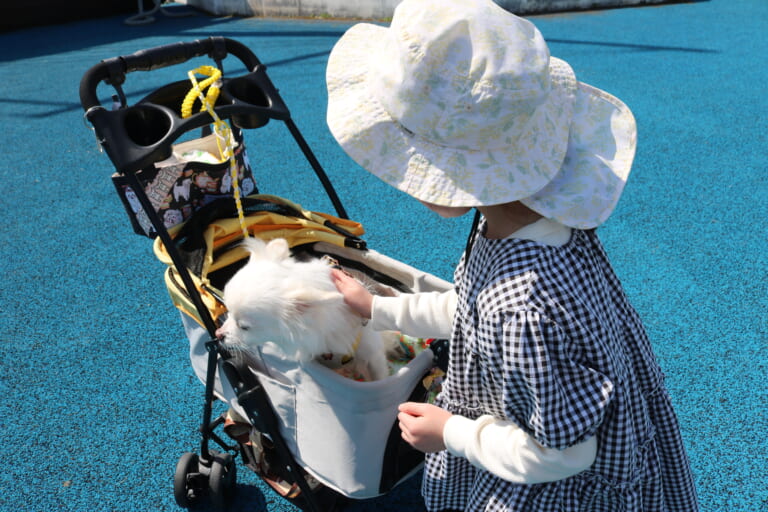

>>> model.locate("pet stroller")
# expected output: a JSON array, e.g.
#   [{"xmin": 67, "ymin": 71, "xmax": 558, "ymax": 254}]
[{"xmin": 80, "ymin": 37, "xmax": 451, "ymax": 512}]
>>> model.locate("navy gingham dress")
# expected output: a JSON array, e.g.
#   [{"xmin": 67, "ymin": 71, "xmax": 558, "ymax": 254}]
[{"xmin": 423, "ymin": 225, "xmax": 698, "ymax": 511}]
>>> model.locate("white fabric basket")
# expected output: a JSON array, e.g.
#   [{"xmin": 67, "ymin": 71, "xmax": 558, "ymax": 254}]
[{"xmin": 182, "ymin": 244, "xmax": 452, "ymax": 498}]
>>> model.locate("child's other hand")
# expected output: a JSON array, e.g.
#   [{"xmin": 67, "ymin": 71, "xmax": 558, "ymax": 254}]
[
  {"xmin": 330, "ymin": 268, "xmax": 373, "ymax": 319},
  {"xmin": 398, "ymin": 402, "xmax": 452, "ymax": 453}
]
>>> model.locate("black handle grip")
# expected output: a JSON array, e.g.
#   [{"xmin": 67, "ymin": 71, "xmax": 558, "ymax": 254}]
[
  {"xmin": 79, "ymin": 37, "xmax": 292, "ymax": 173},
  {"xmin": 79, "ymin": 37, "xmax": 261, "ymax": 111}
]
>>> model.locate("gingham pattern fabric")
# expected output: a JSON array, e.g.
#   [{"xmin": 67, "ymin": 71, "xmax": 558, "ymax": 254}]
[{"xmin": 423, "ymin": 224, "xmax": 698, "ymax": 511}]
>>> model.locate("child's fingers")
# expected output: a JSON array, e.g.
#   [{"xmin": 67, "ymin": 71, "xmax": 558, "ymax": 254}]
[
  {"xmin": 330, "ymin": 268, "xmax": 373, "ymax": 318},
  {"xmin": 330, "ymin": 268, "xmax": 346, "ymax": 285},
  {"xmin": 330, "ymin": 268, "xmax": 353, "ymax": 293},
  {"xmin": 398, "ymin": 401, "xmax": 428, "ymax": 416},
  {"xmin": 397, "ymin": 406, "xmax": 449, "ymax": 453},
  {"xmin": 331, "ymin": 268, "xmax": 357, "ymax": 288},
  {"xmin": 397, "ymin": 411, "xmax": 417, "ymax": 438}
]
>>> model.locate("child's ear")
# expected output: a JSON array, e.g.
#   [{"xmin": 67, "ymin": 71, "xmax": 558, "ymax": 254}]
[{"xmin": 265, "ymin": 238, "xmax": 290, "ymax": 261}]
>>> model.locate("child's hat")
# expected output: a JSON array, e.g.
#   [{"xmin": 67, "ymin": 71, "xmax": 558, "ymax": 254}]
[{"xmin": 326, "ymin": 0, "xmax": 637, "ymax": 229}]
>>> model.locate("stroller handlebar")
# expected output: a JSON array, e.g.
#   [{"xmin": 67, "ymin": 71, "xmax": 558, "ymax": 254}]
[
  {"xmin": 79, "ymin": 37, "xmax": 261, "ymax": 110},
  {"xmin": 79, "ymin": 37, "xmax": 293, "ymax": 174}
]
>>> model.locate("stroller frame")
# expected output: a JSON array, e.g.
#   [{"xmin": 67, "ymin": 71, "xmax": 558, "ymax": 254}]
[{"xmin": 79, "ymin": 37, "xmax": 384, "ymax": 512}]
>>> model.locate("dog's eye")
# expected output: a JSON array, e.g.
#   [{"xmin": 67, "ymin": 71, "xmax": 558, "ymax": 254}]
[{"xmin": 237, "ymin": 322, "xmax": 250, "ymax": 332}]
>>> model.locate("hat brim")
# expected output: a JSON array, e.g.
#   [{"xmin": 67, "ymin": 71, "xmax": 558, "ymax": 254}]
[
  {"xmin": 522, "ymin": 83, "xmax": 637, "ymax": 229},
  {"xmin": 327, "ymin": 23, "xmax": 637, "ymax": 228}
]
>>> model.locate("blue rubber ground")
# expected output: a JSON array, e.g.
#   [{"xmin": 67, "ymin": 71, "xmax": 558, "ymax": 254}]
[{"xmin": 0, "ymin": 1, "xmax": 765, "ymax": 511}]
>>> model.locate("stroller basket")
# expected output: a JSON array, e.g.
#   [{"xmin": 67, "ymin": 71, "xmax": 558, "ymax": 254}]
[
  {"xmin": 80, "ymin": 38, "xmax": 449, "ymax": 512},
  {"xmin": 162, "ymin": 195, "xmax": 451, "ymax": 499}
]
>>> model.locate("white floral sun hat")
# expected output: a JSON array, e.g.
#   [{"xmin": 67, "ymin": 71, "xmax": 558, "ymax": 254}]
[{"xmin": 326, "ymin": 0, "xmax": 637, "ymax": 229}]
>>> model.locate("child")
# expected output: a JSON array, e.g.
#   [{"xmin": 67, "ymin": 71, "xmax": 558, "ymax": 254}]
[{"xmin": 326, "ymin": 0, "xmax": 699, "ymax": 510}]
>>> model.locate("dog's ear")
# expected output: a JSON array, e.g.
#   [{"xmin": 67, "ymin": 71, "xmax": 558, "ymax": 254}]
[
  {"xmin": 241, "ymin": 238, "xmax": 290, "ymax": 262},
  {"xmin": 265, "ymin": 238, "xmax": 291, "ymax": 261},
  {"xmin": 287, "ymin": 288, "xmax": 340, "ymax": 313},
  {"xmin": 242, "ymin": 237, "xmax": 268, "ymax": 259}
]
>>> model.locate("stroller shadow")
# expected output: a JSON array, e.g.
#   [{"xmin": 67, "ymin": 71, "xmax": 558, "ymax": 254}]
[
  {"xmin": 343, "ymin": 472, "xmax": 425, "ymax": 512},
  {"xmin": 228, "ymin": 469, "xmax": 423, "ymax": 512},
  {"xmin": 186, "ymin": 483, "xmax": 269, "ymax": 512},
  {"xmin": 189, "ymin": 471, "xmax": 423, "ymax": 512},
  {"xmin": 228, "ymin": 484, "xmax": 271, "ymax": 512}
]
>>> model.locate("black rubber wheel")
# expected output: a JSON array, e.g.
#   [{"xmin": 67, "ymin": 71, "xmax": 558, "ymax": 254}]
[
  {"xmin": 209, "ymin": 452, "xmax": 237, "ymax": 511},
  {"xmin": 174, "ymin": 452, "xmax": 202, "ymax": 508}
]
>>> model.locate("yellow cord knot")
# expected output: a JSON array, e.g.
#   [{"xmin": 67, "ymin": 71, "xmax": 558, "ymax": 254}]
[
  {"xmin": 182, "ymin": 65, "xmax": 249, "ymax": 239},
  {"xmin": 181, "ymin": 65, "xmax": 221, "ymax": 119}
]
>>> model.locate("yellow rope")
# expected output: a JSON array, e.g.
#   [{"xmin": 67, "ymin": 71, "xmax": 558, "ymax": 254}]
[
  {"xmin": 182, "ymin": 65, "xmax": 249, "ymax": 239},
  {"xmin": 341, "ymin": 330, "xmax": 364, "ymax": 365},
  {"xmin": 180, "ymin": 65, "xmax": 221, "ymax": 119}
]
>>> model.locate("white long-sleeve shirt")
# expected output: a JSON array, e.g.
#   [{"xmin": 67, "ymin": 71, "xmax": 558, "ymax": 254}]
[{"xmin": 372, "ymin": 218, "xmax": 598, "ymax": 484}]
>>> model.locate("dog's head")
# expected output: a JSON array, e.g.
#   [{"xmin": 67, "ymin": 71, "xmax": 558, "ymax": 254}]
[{"xmin": 216, "ymin": 237, "xmax": 343, "ymax": 359}]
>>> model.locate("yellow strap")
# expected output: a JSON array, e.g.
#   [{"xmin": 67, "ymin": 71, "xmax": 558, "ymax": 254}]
[
  {"xmin": 182, "ymin": 65, "xmax": 249, "ymax": 239},
  {"xmin": 153, "ymin": 195, "xmax": 366, "ymax": 327},
  {"xmin": 341, "ymin": 329, "xmax": 364, "ymax": 364}
]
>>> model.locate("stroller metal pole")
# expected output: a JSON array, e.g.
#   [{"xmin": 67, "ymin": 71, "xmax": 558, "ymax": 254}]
[
  {"xmin": 199, "ymin": 339, "xmax": 221, "ymax": 465},
  {"xmin": 122, "ymin": 170, "xmax": 224, "ymax": 466},
  {"xmin": 284, "ymin": 118, "xmax": 348, "ymax": 220},
  {"xmin": 121, "ymin": 172, "xmax": 219, "ymax": 336}
]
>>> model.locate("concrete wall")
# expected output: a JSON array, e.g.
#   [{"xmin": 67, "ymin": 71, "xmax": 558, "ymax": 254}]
[{"xmin": 185, "ymin": 0, "xmax": 672, "ymax": 19}]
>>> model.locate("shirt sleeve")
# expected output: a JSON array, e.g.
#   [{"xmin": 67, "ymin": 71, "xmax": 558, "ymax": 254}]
[
  {"xmin": 370, "ymin": 289, "xmax": 457, "ymax": 339},
  {"xmin": 499, "ymin": 310, "xmax": 615, "ymax": 450},
  {"xmin": 443, "ymin": 414, "xmax": 597, "ymax": 484}
]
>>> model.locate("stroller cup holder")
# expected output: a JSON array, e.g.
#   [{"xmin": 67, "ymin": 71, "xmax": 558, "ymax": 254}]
[{"xmin": 81, "ymin": 37, "xmax": 289, "ymax": 174}]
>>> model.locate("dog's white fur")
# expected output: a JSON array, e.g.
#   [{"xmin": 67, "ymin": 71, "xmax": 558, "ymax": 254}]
[{"xmin": 216, "ymin": 237, "xmax": 396, "ymax": 381}]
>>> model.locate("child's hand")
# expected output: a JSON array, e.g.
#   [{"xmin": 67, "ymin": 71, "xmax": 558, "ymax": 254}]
[
  {"xmin": 330, "ymin": 268, "xmax": 373, "ymax": 319},
  {"xmin": 397, "ymin": 402, "xmax": 453, "ymax": 453}
]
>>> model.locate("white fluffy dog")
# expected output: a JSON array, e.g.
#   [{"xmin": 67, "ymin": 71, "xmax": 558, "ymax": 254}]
[{"xmin": 216, "ymin": 237, "xmax": 397, "ymax": 381}]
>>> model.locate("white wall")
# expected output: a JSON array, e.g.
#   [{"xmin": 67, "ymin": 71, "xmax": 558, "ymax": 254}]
[{"xmin": 184, "ymin": 0, "xmax": 671, "ymax": 19}]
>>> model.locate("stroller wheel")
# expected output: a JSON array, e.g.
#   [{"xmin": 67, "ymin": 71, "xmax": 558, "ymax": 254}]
[
  {"xmin": 174, "ymin": 452, "xmax": 203, "ymax": 508},
  {"xmin": 209, "ymin": 451, "xmax": 237, "ymax": 511}
]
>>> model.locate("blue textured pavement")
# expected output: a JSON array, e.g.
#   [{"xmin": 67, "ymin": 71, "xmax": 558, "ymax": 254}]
[{"xmin": 0, "ymin": 1, "xmax": 765, "ymax": 510}]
